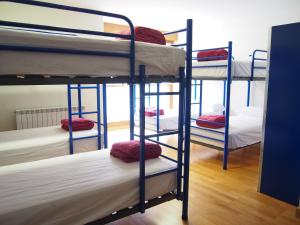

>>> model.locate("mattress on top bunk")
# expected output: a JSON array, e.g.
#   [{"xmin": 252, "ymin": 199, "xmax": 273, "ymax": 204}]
[
  {"xmin": 192, "ymin": 60, "xmax": 267, "ymax": 79},
  {"xmin": 0, "ymin": 27, "xmax": 185, "ymax": 77},
  {"xmin": 0, "ymin": 150, "xmax": 177, "ymax": 225},
  {"xmin": 0, "ymin": 126, "xmax": 99, "ymax": 166},
  {"xmin": 190, "ymin": 109, "xmax": 263, "ymax": 149}
]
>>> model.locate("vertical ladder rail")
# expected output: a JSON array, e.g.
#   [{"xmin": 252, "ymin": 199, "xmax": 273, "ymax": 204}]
[
  {"xmin": 139, "ymin": 65, "xmax": 146, "ymax": 213},
  {"xmin": 103, "ymin": 82, "xmax": 108, "ymax": 148},
  {"xmin": 177, "ymin": 67, "xmax": 185, "ymax": 200},
  {"xmin": 67, "ymin": 84, "xmax": 74, "ymax": 154},
  {"xmin": 96, "ymin": 84, "xmax": 102, "ymax": 149},
  {"xmin": 199, "ymin": 80, "xmax": 203, "ymax": 116}
]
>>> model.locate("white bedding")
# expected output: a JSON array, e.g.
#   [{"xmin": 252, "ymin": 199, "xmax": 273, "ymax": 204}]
[
  {"xmin": 192, "ymin": 60, "xmax": 266, "ymax": 79},
  {"xmin": 191, "ymin": 108, "xmax": 263, "ymax": 149},
  {"xmin": 0, "ymin": 126, "xmax": 101, "ymax": 166},
  {"xmin": 0, "ymin": 27, "xmax": 185, "ymax": 76},
  {"xmin": 0, "ymin": 150, "xmax": 177, "ymax": 225},
  {"xmin": 135, "ymin": 109, "xmax": 199, "ymax": 131}
]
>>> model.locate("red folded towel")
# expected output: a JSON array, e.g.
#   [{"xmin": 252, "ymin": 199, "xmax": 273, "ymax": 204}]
[
  {"xmin": 120, "ymin": 26, "xmax": 166, "ymax": 45},
  {"xmin": 110, "ymin": 140, "xmax": 162, "ymax": 163},
  {"xmin": 145, "ymin": 107, "xmax": 165, "ymax": 117},
  {"xmin": 197, "ymin": 49, "xmax": 228, "ymax": 61},
  {"xmin": 196, "ymin": 115, "xmax": 225, "ymax": 129},
  {"xmin": 61, "ymin": 118, "xmax": 94, "ymax": 131}
]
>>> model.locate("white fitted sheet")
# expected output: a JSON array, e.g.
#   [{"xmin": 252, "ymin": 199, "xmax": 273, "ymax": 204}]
[
  {"xmin": 0, "ymin": 150, "xmax": 177, "ymax": 225},
  {"xmin": 191, "ymin": 112, "xmax": 263, "ymax": 149},
  {"xmin": 0, "ymin": 126, "xmax": 101, "ymax": 166},
  {"xmin": 0, "ymin": 28, "xmax": 185, "ymax": 76},
  {"xmin": 192, "ymin": 60, "xmax": 266, "ymax": 79}
]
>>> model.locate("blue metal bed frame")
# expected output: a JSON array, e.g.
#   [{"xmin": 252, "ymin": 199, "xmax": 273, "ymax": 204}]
[
  {"xmin": 0, "ymin": 0, "xmax": 192, "ymax": 223},
  {"xmin": 67, "ymin": 84, "xmax": 108, "ymax": 154},
  {"xmin": 190, "ymin": 46, "xmax": 267, "ymax": 169}
]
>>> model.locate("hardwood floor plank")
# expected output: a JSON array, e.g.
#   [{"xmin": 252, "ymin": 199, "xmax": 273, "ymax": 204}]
[{"xmin": 107, "ymin": 129, "xmax": 299, "ymax": 225}]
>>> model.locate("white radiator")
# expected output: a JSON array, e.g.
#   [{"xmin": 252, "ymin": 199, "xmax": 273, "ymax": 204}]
[{"xmin": 15, "ymin": 106, "xmax": 84, "ymax": 130}]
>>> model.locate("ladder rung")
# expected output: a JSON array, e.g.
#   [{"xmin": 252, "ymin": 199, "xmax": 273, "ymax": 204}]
[
  {"xmin": 70, "ymin": 86, "xmax": 98, "ymax": 89},
  {"xmin": 145, "ymin": 92, "xmax": 179, "ymax": 96},
  {"xmin": 145, "ymin": 168, "xmax": 177, "ymax": 179},
  {"xmin": 73, "ymin": 135, "xmax": 98, "ymax": 141},
  {"xmin": 72, "ymin": 111, "xmax": 98, "ymax": 115}
]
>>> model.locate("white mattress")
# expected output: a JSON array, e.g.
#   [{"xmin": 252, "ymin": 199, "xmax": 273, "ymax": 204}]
[
  {"xmin": 0, "ymin": 27, "xmax": 185, "ymax": 77},
  {"xmin": 135, "ymin": 110, "xmax": 179, "ymax": 131},
  {"xmin": 0, "ymin": 150, "xmax": 177, "ymax": 225},
  {"xmin": 192, "ymin": 60, "xmax": 266, "ymax": 79},
  {"xmin": 0, "ymin": 126, "xmax": 101, "ymax": 166},
  {"xmin": 135, "ymin": 109, "xmax": 199, "ymax": 131},
  {"xmin": 191, "ymin": 109, "xmax": 263, "ymax": 149}
]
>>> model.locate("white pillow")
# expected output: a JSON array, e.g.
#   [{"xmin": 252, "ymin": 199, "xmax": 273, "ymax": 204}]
[{"xmin": 236, "ymin": 107, "xmax": 263, "ymax": 117}]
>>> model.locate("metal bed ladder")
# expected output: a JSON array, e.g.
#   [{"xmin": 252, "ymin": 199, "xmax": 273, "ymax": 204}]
[{"xmin": 67, "ymin": 84, "xmax": 108, "ymax": 154}]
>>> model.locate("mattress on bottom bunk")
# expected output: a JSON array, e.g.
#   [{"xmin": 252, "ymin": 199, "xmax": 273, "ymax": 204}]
[
  {"xmin": 135, "ymin": 109, "xmax": 199, "ymax": 131},
  {"xmin": 192, "ymin": 60, "xmax": 266, "ymax": 79},
  {"xmin": 0, "ymin": 150, "xmax": 177, "ymax": 225},
  {"xmin": 190, "ymin": 113, "xmax": 263, "ymax": 149},
  {"xmin": 135, "ymin": 110, "xmax": 179, "ymax": 130},
  {"xmin": 0, "ymin": 27, "xmax": 185, "ymax": 77},
  {"xmin": 0, "ymin": 126, "xmax": 100, "ymax": 166}
]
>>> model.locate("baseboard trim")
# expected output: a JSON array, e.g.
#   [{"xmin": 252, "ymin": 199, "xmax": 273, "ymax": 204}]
[{"xmin": 108, "ymin": 121, "xmax": 129, "ymax": 130}]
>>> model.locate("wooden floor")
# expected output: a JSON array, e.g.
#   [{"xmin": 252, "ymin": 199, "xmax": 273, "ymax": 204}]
[{"xmin": 107, "ymin": 129, "xmax": 299, "ymax": 225}]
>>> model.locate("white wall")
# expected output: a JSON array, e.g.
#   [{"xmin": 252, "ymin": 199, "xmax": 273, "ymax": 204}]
[
  {"xmin": 0, "ymin": 0, "xmax": 103, "ymax": 131},
  {"xmin": 97, "ymin": 0, "xmax": 300, "ymax": 113},
  {"xmin": 1, "ymin": 0, "xmax": 300, "ymax": 129}
]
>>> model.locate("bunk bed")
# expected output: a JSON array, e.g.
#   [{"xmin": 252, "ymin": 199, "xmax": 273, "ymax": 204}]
[
  {"xmin": 190, "ymin": 44, "xmax": 267, "ymax": 169},
  {"xmin": 0, "ymin": 1, "xmax": 192, "ymax": 224},
  {"xmin": 0, "ymin": 84, "xmax": 107, "ymax": 166}
]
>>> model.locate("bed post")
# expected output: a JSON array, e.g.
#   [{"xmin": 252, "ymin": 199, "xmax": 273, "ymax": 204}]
[
  {"xmin": 247, "ymin": 50, "xmax": 256, "ymax": 107},
  {"xmin": 182, "ymin": 18, "xmax": 192, "ymax": 220},
  {"xmin": 77, "ymin": 84, "xmax": 82, "ymax": 118},
  {"xmin": 199, "ymin": 80, "xmax": 203, "ymax": 116},
  {"xmin": 156, "ymin": 83, "xmax": 160, "ymax": 140},
  {"xmin": 177, "ymin": 67, "xmax": 185, "ymax": 200},
  {"xmin": 223, "ymin": 41, "xmax": 232, "ymax": 170},
  {"xmin": 102, "ymin": 82, "xmax": 108, "ymax": 148},
  {"xmin": 129, "ymin": 23, "xmax": 135, "ymax": 141},
  {"xmin": 67, "ymin": 84, "xmax": 74, "ymax": 154},
  {"xmin": 223, "ymin": 80, "xmax": 226, "ymax": 107},
  {"xmin": 96, "ymin": 84, "xmax": 102, "ymax": 149},
  {"xmin": 247, "ymin": 80, "xmax": 251, "ymax": 107},
  {"xmin": 139, "ymin": 65, "xmax": 146, "ymax": 213}
]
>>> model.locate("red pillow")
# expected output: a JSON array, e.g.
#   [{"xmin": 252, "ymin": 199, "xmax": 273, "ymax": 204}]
[
  {"xmin": 110, "ymin": 140, "xmax": 162, "ymax": 163},
  {"xmin": 197, "ymin": 49, "xmax": 228, "ymax": 61},
  {"xmin": 196, "ymin": 115, "xmax": 225, "ymax": 129},
  {"xmin": 120, "ymin": 26, "xmax": 166, "ymax": 45},
  {"xmin": 145, "ymin": 108, "xmax": 165, "ymax": 117},
  {"xmin": 61, "ymin": 118, "xmax": 94, "ymax": 131}
]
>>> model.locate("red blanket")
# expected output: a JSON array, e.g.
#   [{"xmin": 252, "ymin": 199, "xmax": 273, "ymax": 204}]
[
  {"xmin": 110, "ymin": 140, "xmax": 162, "ymax": 163},
  {"xmin": 61, "ymin": 118, "xmax": 94, "ymax": 131},
  {"xmin": 196, "ymin": 115, "xmax": 225, "ymax": 129},
  {"xmin": 197, "ymin": 49, "xmax": 228, "ymax": 61},
  {"xmin": 120, "ymin": 26, "xmax": 166, "ymax": 45},
  {"xmin": 145, "ymin": 107, "xmax": 165, "ymax": 117}
]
